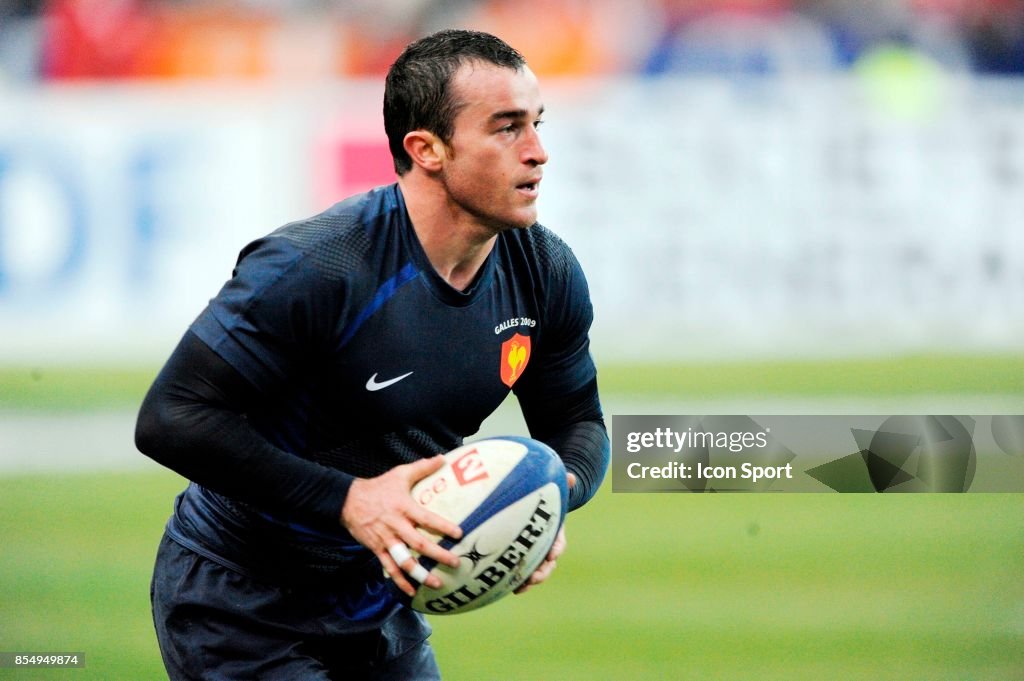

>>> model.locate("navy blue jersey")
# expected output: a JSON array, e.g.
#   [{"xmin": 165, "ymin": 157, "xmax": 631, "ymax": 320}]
[{"xmin": 164, "ymin": 184, "xmax": 599, "ymax": 621}]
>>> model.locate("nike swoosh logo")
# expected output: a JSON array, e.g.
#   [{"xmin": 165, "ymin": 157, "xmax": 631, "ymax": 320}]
[{"xmin": 365, "ymin": 371, "xmax": 414, "ymax": 391}]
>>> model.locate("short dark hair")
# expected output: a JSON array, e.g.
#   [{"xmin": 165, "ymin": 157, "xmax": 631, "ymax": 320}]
[{"xmin": 384, "ymin": 29, "xmax": 526, "ymax": 175}]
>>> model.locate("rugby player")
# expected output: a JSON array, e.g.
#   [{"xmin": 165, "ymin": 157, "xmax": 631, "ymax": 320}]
[{"xmin": 136, "ymin": 28, "xmax": 609, "ymax": 680}]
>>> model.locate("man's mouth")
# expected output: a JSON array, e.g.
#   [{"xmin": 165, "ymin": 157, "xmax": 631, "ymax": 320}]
[{"xmin": 516, "ymin": 179, "xmax": 541, "ymax": 196}]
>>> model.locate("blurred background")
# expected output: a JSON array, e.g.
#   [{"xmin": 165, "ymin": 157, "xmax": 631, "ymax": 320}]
[
  {"xmin": 1, "ymin": 0, "xmax": 1023, "ymax": 363},
  {"xmin": 1, "ymin": 1, "xmax": 1022, "ymax": 679}
]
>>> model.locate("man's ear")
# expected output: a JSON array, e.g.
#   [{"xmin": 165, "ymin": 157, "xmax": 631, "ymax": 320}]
[{"xmin": 403, "ymin": 130, "xmax": 447, "ymax": 172}]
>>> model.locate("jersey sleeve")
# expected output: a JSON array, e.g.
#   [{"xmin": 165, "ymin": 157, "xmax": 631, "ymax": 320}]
[
  {"xmin": 190, "ymin": 233, "xmax": 345, "ymax": 395},
  {"xmin": 513, "ymin": 231, "xmax": 609, "ymax": 510},
  {"xmin": 135, "ymin": 329, "xmax": 354, "ymax": 526},
  {"xmin": 515, "ymin": 235, "xmax": 598, "ymax": 397}
]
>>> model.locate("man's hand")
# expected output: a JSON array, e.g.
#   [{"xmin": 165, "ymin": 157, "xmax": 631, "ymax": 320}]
[
  {"xmin": 515, "ymin": 471, "xmax": 576, "ymax": 595},
  {"xmin": 341, "ymin": 455, "xmax": 463, "ymax": 598}
]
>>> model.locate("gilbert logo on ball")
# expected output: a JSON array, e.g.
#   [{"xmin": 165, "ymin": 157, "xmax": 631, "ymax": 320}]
[{"xmin": 406, "ymin": 436, "xmax": 568, "ymax": 615}]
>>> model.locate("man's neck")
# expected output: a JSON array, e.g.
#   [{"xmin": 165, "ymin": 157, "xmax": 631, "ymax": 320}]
[{"xmin": 398, "ymin": 176, "xmax": 498, "ymax": 292}]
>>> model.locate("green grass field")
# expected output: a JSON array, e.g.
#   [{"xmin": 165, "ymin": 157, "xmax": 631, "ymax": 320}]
[
  {"xmin": 3, "ymin": 353, "xmax": 1023, "ymax": 411},
  {"xmin": 1, "ymin": 356, "xmax": 1022, "ymax": 680}
]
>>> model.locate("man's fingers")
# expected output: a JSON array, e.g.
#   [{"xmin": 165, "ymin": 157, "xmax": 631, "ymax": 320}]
[
  {"xmin": 402, "ymin": 454, "xmax": 447, "ymax": 482},
  {"xmin": 382, "ymin": 541, "xmax": 442, "ymax": 594},
  {"xmin": 388, "ymin": 543, "xmax": 432, "ymax": 584},
  {"xmin": 386, "ymin": 541, "xmax": 445, "ymax": 590},
  {"xmin": 567, "ymin": 471, "xmax": 577, "ymax": 489},
  {"xmin": 531, "ymin": 559, "xmax": 556, "ymax": 584},
  {"xmin": 514, "ymin": 525, "xmax": 567, "ymax": 595},
  {"xmin": 377, "ymin": 546, "xmax": 417, "ymax": 597},
  {"xmin": 546, "ymin": 526, "xmax": 567, "ymax": 561},
  {"xmin": 396, "ymin": 520, "xmax": 461, "ymax": 569},
  {"xmin": 514, "ymin": 558, "xmax": 556, "ymax": 595},
  {"xmin": 387, "ymin": 542, "xmax": 414, "ymax": 566},
  {"xmin": 408, "ymin": 502, "xmax": 462, "ymax": 541},
  {"xmin": 345, "ymin": 456, "xmax": 469, "ymax": 595},
  {"xmin": 392, "ymin": 454, "xmax": 465, "ymax": 543}
]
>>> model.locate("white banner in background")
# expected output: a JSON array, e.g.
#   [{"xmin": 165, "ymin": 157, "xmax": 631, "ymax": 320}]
[
  {"xmin": 539, "ymin": 78, "xmax": 1024, "ymax": 359},
  {"xmin": 0, "ymin": 78, "xmax": 1021, "ymax": 362}
]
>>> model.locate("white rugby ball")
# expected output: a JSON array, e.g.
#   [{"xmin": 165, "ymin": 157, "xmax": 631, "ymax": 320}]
[{"xmin": 405, "ymin": 436, "xmax": 568, "ymax": 615}]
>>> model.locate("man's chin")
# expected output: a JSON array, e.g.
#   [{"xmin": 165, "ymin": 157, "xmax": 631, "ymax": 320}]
[
  {"xmin": 509, "ymin": 209, "xmax": 539, "ymax": 230},
  {"xmin": 480, "ymin": 208, "xmax": 538, "ymax": 233},
  {"xmin": 487, "ymin": 216, "xmax": 536, "ymax": 232}
]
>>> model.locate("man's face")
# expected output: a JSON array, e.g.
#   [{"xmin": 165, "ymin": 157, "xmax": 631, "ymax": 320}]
[{"xmin": 439, "ymin": 62, "xmax": 549, "ymax": 233}]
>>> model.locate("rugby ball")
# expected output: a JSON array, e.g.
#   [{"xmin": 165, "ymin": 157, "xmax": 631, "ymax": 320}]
[{"xmin": 405, "ymin": 436, "xmax": 568, "ymax": 615}]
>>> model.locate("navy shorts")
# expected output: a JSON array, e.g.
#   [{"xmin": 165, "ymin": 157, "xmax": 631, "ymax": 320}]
[{"xmin": 150, "ymin": 532, "xmax": 440, "ymax": 680}]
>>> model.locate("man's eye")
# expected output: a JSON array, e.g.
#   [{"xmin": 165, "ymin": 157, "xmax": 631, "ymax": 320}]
[{"xmin": 533, "ymin": 120, "xmax": 545, "ymax": 129}]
